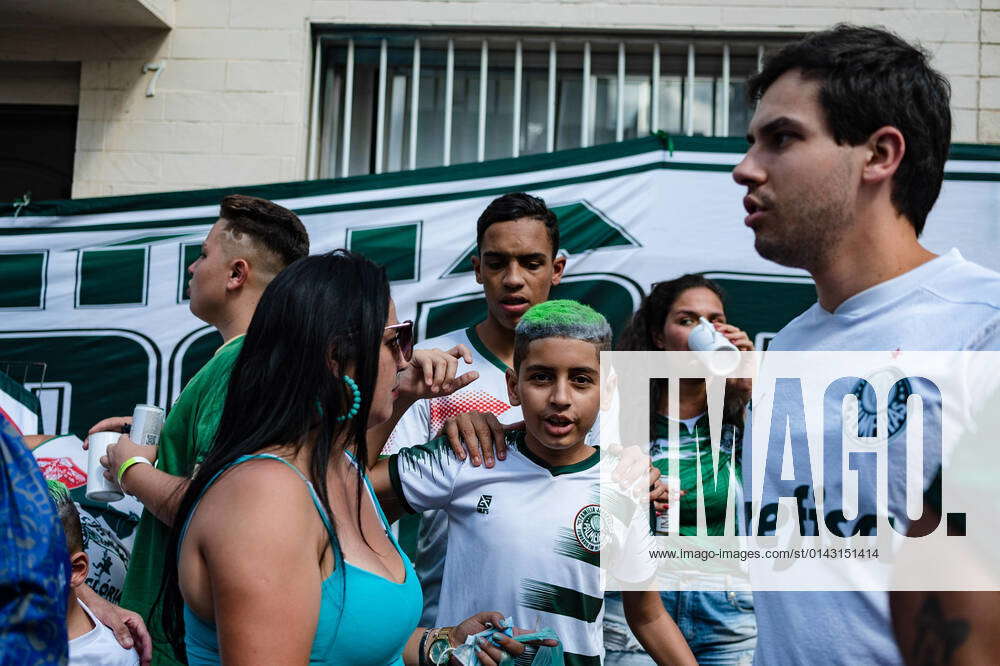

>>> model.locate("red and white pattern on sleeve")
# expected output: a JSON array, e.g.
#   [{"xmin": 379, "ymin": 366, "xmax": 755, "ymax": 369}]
[
  {"xmin": 37, "ymin": 456, "xmax": 88, "ymax": 489},
  {"xmin": 428, "ymin": 390, "xmax": 512, "ymax": 436}
]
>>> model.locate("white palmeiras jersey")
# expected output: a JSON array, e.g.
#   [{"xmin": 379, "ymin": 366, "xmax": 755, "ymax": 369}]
[
  {"xmin": 384, "ymin": 325, "xmax": 605, "ymax": 627},
  {"xmin": 389, "ymin": 430, "xmax": 654, "ymax": 665}
]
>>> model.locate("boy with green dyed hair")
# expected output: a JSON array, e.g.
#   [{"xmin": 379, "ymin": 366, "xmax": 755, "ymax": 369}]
[
  {"xmin": 48, "ymin": 481, "xmax": 140, "ymax": 666},
  {"xmin": 374, "ymin": 301, "xmax": 694, "ymax": 665}
]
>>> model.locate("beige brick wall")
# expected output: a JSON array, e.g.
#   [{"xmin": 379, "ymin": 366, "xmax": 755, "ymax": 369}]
[
  {"xmin": 983, "ymin": 8, "xmax": 1000, "ymax": 141},
  {"xmin": 1, "ymin": 0, "xmax": 997, "ymax": 197}
]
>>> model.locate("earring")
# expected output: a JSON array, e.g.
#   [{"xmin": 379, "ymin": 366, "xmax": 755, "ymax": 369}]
[{"xmin": 336, "ymin": 375, "xmax": 362, "ymax": 421}]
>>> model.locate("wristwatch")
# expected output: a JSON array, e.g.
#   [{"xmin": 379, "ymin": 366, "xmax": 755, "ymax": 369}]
[{"xmin": 427, "ymin": 627, "xmax": 453, "ymax": 665}]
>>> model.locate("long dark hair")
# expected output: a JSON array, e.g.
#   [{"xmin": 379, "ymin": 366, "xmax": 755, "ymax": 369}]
[
  {"xmin": 159, "ymin": 250, "xmax": 390, "ymax": 660},
  {"xmin": 618, "ymin": 274, "xmax": 747, "ymax": 432}
]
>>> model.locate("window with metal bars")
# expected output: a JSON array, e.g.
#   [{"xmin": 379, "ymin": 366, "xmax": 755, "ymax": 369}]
[{"xmin": 309, "ymin": 29, "xmax": 790, "ymax": 178}]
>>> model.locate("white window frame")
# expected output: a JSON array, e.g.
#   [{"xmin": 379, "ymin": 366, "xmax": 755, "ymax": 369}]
[{"xmin": 309, "ymin": 28, "xmax": 788, "ymax": 179}]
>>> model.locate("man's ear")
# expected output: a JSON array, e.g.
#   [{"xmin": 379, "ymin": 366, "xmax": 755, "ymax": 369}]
[
  {"xmin": 551, "ymin": 254, "xmax": 566, "ymax": 286},
  {"xmin": 70, "ymin": 551, "xmax": 88, "ymax": 588},
  {"xmin": 471, "ymin": 254, "xmax": 483, "ymax": 285},
  {"xmin": 861, "ymin": 126, "xmax": 905, "ymax": 187},
  {"xmin": 506, "ymin": 367, "xmax": 521, "ymax": 406},
  {"xmin": 226, "ymin": 258, "xmax": 250, "ymax": 291}
]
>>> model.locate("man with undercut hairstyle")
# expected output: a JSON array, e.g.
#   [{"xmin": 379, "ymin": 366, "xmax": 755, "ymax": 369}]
[
  {"xmin": 732, "ymin": 25, "xmax": 1000, "ymax": 664},
  {"xmin": 87, "ymin": 194, "xmax": 310, "ymax": 665}
]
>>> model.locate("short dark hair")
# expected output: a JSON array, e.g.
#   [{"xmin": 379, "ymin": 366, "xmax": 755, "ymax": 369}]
[
  {"xmin": 476, "ymin": 192, "xmax": 559, "ymax": 257},
  {"xmin": 748, "ymin": 24, "xmax": 951, "ymax": 236},
  {"xmin": 219, "ymin": 194, "xmax": 310, "ymax": 269}
]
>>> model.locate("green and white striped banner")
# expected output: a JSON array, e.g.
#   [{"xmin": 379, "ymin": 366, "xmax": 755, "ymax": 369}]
[{"xmin": 2, "ymin": 135, "xmax": 998, "ymax": 436}]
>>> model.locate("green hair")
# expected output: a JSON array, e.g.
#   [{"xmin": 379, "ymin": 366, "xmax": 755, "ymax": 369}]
[
  {"xmin": 47, "ymin": 479, "xmax": 71, "ymax": 503},
  {"xmin": 47, "ymin": 479, "xmax": 84, "ymax": 554},
  {"xmin": 513, "ymin": 300, "xmax": 612, "ymax": 369}
]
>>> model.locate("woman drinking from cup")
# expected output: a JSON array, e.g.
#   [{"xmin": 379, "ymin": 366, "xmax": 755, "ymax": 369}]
[{"xmin": 605, "ymin": 274, "xmax": 756, "ymax": 666}]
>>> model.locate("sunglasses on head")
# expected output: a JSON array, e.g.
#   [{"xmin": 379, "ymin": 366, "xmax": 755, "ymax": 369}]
[{"xmin": 385, "ymin": 320, "xmax": 414, "ymax": 362}]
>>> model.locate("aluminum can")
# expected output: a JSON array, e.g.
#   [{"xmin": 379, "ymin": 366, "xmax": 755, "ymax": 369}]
[{"xmin": 130, "ymin": 404, "xmax": 165, "ymax": 447}]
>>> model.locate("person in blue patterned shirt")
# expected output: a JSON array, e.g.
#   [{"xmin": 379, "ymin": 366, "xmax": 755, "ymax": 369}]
[{"xmin": 0, "ymin": 412, "xmax": 70, "ymax": 665}]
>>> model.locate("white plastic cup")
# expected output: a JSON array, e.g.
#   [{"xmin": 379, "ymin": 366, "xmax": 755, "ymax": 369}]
[
  {"xmin": 687, "ymin": 316, "xmax": 741, "ymax": 375},
  {"xmin": 86, "ymin": 431, "xmax": 124, "ymax": 503}
]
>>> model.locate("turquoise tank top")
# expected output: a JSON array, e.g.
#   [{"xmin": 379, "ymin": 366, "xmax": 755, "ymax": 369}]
[{"xmin": 180, "ymin": 453, "xmax": 423, "ymax": 665}]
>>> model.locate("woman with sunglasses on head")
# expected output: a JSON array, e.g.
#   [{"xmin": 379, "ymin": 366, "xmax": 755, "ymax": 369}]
[{"xmin": 159, "ymin": 250, "xmax": 541, "ymax": 665}]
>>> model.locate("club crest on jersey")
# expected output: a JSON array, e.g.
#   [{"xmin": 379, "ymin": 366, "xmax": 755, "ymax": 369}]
[
  {"xmin": 477, "ymin": 495, "xmax": 493, "ymax": 514},
  {"xmin": 850, "ymin": 367, "xmax": 912, "ymax": 441},
  {"xmin": 574, "ymin": 504, "xmax": 608, "ymax": 553}
]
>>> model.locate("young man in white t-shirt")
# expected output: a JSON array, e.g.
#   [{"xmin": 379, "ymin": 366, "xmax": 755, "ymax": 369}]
[
  {"xmin": 732, "ymin": 25, "xmax": 1000, "ymax": 664},
  {"xmin": 384, "ymin": 192, "xmax": 566, "ymax": 458},
  {"xmin": 48, "ymin": 481, "xmax": 139, "ymax": 666},
  {"xmin": 379, "ymin": 192, "xmax": 567, "ymax": 624},
  {"xmin": 373, "ymin": 301, "xmax": 695, "ymax": 666}
]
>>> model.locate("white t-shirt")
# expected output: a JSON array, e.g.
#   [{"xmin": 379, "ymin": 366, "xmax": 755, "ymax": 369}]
[
  {"xmin": 748, "ymin": 249, "xmax": 1000, "ymax": 665},
  {"xmin": 33, "ymin": 435, "xmax": 143, "ymax": 604},
  {"xmin": 390, "ymin": 430, "xmax": 654, "ymax": 662},
  {"xmin": 69, "ymin": 598, "xmax": 140, "ymax": 666}
]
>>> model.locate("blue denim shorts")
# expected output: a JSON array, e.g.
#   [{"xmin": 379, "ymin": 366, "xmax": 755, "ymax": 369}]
[{"xmin": 604, "ymin": 590, "xmax": 756, "ymax": 666}]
